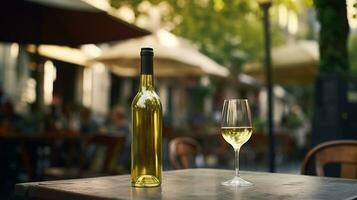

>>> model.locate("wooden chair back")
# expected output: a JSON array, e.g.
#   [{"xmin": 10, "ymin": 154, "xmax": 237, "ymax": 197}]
[
  {"xmin": 301, "ymin": 140, "xmax": 357, "ymax": 179},
  {"xmin": 169, "ymin": 137, "xmax": 202, "ymax": 169}
]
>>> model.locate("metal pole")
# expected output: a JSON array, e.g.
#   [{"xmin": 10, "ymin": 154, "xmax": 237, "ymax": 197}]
[{"xmin": 260, "ymin": 2, "xmax": 275, "ymax": 172}]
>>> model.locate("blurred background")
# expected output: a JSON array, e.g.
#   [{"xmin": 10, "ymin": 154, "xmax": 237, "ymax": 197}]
[{"xmin": 1, "ymin": 0, "xmax": 357, "ymax": 199}]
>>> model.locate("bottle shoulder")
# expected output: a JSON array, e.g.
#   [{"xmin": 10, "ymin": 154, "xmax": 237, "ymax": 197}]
[{"xmin": 132, "ymin": 90, "xmax": 162, "ymax": 110}]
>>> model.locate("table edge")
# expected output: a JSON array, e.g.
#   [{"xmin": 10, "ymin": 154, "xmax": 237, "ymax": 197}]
[{"xmin": 15, "ymin": 168, "xmax": 357, "ymax": 198}]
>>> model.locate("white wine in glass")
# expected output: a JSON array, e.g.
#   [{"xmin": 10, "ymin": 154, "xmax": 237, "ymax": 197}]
[{"xmin": 221, "ymin": 99, "xmax": 253, "ymax": 186}]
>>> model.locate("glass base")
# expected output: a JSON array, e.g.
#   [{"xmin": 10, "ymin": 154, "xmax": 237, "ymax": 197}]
[{"xmin": 221, "ymin": 176, "xmax": 253, "ymax": 187}]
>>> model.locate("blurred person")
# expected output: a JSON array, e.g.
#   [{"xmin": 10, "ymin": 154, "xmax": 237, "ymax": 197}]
[
  {"xmin": 277, "ymin": 114, "xmax": 289, "ymax": 134},
  {"xmin": 0, "ymin": 85, "xmax": 6, "ymax": 105},
  {"xmin": 61, "ymin": 103, "xmax": 72, "ymax": 130},
  {"xmin": 44, "ymin": 94, "xmax": 65, "ymax": 132},
  {"xmin": 51, "ymin": 103, "xmax": 81, "ymax": 132},
  {"xmin": 289, "ymin": 104, "xmax": 309, "ymax": 151},
  {"xmin": 44, "ymin": 104, "xmax": 61, "ymax": 132},
  {"xmin": 66, "ymin": 104, "xmax": 81, "ymax": 132},
  {"xmin": 102, "ymin": 105, "xmax": 131, "ymax": 170},
  {"xmin": 0, "ymin": 101, "xmax": 23, "ymax": 135},
  {"xmin": 103, "ymin": 105, "xmax": 130, "ymax": 136},
  {"xmin": 80, "ymin": 107, "xmax": 99, "ymax": 135}
]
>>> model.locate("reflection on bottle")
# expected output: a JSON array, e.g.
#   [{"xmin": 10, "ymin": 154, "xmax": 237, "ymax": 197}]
[{"xmin": 131, "ymin": 187, "xmax": 162, "ymax": 200}]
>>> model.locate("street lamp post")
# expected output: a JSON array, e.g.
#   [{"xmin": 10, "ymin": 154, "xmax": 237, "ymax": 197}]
[{"xmin": 259, "ymin": 0, "xmax": 275, "ymax": 173}]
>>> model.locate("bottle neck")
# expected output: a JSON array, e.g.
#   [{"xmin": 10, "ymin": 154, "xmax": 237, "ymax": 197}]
[
  {"xmin": 140, "ymin": 53, "xmax": 154, "ymax": 90},
  {"xmin": 140, "ymin": 74, "xmax": 154, "ymax": 90}
]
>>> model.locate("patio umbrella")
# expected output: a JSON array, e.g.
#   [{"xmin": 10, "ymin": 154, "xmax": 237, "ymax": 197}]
[
  {"xmin": 1, "ymin": 0, "xmax": 150, "ymax": 46},
  {"xmin": 0, "ymin": 0, "xmax": 150, "ymax": 130},
  {"xmin": 94, "ymin": 29, "xmax": 229, "ymax": 77},
  {"xmin": 27, "ymin": 44, "xmax": 93, "ymax": 66},
  {"xmin": 244, "ymin": 40, "xmax": 318, "ymax": 85}
]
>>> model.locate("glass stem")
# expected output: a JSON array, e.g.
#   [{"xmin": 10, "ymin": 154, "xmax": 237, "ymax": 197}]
[{"xmin": 235, "ymin": 147, "xmax": 240, "ymax": 178}]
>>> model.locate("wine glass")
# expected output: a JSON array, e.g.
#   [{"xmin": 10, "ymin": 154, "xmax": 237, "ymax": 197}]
[{"xmin": 221, "ymin": 99, "xmax": 253, "ymax": 186}]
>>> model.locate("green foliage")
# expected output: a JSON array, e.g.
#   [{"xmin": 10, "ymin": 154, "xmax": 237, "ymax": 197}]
[
  {"xmin": 253, "ymin": 116, "xmax": 266, "ymax": 133},
  {"xmin": 349, "ymin": 34, "xmax": 357, "ymax": 71},
  {"xmin": 110, "ymin": 0, "xmax": 297, "ymax": 71},
  {"xmin": 286, "ymin": 112, "xmax": 304, "ymax": 129},
  {"xmin": 314, "ymin": 0, "xmax": 350, "ymax": 72},
  {"xmin": 165, "ymin": 0, "xmax": 264, "ymax": 68}
]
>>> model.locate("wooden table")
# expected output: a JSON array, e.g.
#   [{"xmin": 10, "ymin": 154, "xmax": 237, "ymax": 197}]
[{"xmin": 15, "ymin": 169, "xmax": 357, "ymax": 200}]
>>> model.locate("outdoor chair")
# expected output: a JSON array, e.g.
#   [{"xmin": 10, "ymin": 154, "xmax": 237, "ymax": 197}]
[
  {"xmin": 169, "ymin": 137, "xmax": 202, "ymax": 169},
  {"xmin": 44, "ymin": 134, "xmax": 125, "ymax": 179},
  {"xmin": 301, "ymin": 140, "xmax": 357, "ymax": 179}
]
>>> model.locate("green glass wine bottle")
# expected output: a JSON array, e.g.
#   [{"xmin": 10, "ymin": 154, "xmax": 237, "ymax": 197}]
[{"xmin": 131, "ymin": 47, "xmax": 162, "ymax": 187}]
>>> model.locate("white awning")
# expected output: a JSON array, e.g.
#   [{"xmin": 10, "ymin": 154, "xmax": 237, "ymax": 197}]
[{"xmin": 95, "ymin": 29, "xmax": 229, "ymax": 77}]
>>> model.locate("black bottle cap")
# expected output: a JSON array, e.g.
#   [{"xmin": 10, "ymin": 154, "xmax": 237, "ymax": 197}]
[
  {"xmin": 140, "ymin": 47, "xmax": 154, "ymax": 56},
  {"xmin": 140, "ymin": 47, "xmax": 153, "ymax": 75}
]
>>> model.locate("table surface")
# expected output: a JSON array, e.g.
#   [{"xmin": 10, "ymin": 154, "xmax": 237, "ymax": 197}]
[{"xmin": 15, "ymin": 168, "xmax": 357, "ymax": 200}]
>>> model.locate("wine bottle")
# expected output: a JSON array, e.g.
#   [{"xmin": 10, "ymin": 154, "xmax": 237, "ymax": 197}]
[{"xmin": 131, "ymin": 48, "xmax": 162, "ymax": 187}]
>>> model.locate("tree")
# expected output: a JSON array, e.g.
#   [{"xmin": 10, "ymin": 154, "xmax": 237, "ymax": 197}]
[
  {"xmin": 348, "ymin": 34, "xmax": 357, "ymax": 71},
  {"xmin": 315, "ymin": 0, "xmax": 350, "ymax": 72},
  {"xmin": 110, "ymin": 0, "xmax": 297, "ymax": 71},
  {"xmin": 311, "ymin": 0, "xmax": 353, "ymax": 147}
]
